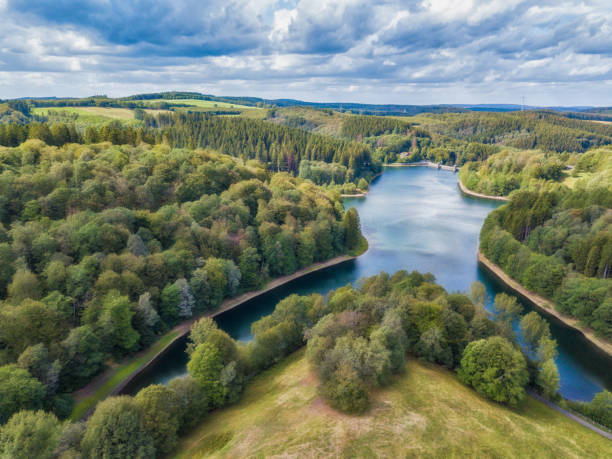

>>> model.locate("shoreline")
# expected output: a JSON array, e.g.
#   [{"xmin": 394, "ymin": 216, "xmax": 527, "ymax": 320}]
[
  {"xmin": 385, "ymin": 160, "xmax": 458, "ymax": 171},
  {"xmin": 478, "ymin": 251, "xmax": 612, "ymax": 358},
  {"xmin": 457, "ymin": 176, "xmax": 510, "ymax": 201},
  {"xmin": 71, "ymin": 254, "xmax": 358, "ymax": 419},
  {"xmin": 341, "ymin": 191, "xmax": 367, "ymax": 198}
]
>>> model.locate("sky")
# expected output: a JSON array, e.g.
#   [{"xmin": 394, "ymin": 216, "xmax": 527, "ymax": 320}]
[{"xmin": 1, "ymin": 0, "xmax": 611, "ymax": 106}]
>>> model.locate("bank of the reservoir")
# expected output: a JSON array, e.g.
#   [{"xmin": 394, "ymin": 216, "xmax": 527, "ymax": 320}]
[
  {"xmin": 386, "ymin": 160, "xmax": 458, "ymax": 171},
  {"xmin": 478, "ymin": 251, "xmax": 612, "ymax": 358},
  {"xmin": 457, "ymin": 176, "xmax": 510, "ymax": 202},
  {"xmin": 71, "ymin": 254, "xmax": 359, "ymax": 419}
]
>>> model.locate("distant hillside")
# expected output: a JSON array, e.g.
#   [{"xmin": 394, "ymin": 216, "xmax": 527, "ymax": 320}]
[
  {"xmin": 2, "ymin": 92, "xmax": 609, "ymax": 117},
  {"xmin": 417, "ymin": 110, "xmax": 612, "ymax": 153}
]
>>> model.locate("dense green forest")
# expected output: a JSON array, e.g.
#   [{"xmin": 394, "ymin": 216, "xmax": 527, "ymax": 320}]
[
  {"xmin": 460, "ymin": 146, "xmax": 611, "ymax": 197},
  {"xmin": 419, "ymin": 111, "xmax": 612, "ymax": 153},
  {"xmin": 1, "ymin": 271, "xmax": 574, "ymax": 457},
  {"xmin": 0, "ymin": 139, "xmax": 364, "ymax": 424},
  {"xmin": 480, "ymin": 186, "xmax": 611, "ymax": 338},
  {"xmin": 0, "ymin": 112, "xmax": 379, "ymax": 185},
  {"xmin": 142, "ymin": 112, "xmax": 378, "ymax": 180},
  {"xmin": 459, "ymin": 149, "xmax": 569, "ymax": 196}
]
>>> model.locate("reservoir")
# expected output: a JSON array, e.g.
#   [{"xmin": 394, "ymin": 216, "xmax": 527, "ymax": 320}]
[{"xmin": 128, "ymin": 166, "xmax": 611, "ymax": 401}]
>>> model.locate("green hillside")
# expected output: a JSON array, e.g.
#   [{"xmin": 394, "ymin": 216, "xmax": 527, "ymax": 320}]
[{"xmin": 175, "ymin": 350, "xmax": 611, "ymax": 458}]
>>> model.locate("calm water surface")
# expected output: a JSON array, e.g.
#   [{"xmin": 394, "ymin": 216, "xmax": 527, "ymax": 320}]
[{"xmin": 127, "ymin": 167, "xmax": 611, "ymax": 400}]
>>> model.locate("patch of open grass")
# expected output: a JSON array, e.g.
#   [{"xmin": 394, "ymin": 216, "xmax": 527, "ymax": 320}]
[
  {"xmin": 175, "ymin": 349, "xmax": 612, "ymax": 458},
  {"xmin": 70, "ymin": 330, "xmax": 180, "ymax": 420},
  {"xmin": 33, "ymin": 106, "xmax": 134, "ymax": 120},
  {"xmin": 146, "ymin": 99, "xmax": 255, "ymax": 110},
  {"xmin": 32, "ymin": 106, "xmax": 144, "ymax": 130}
]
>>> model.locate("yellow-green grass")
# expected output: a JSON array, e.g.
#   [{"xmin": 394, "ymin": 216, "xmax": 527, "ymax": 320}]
[
  {"xmin": 70, "ymin": 330, "xmax": 180, "ymax": 420},
  {"xmin": 175, "ymin": 349, "xmax": 611, "ymax": 458},
  {"xmin": 562, "ymin": 172, "xmax": 592, "ymax": 189},
  {"xmin": 33, "ymin": 106, "xmax": 136, "ymax": 121},
  {"xmin": 146, "ymin": 99, "xmax": 255, "ymax": 110}
]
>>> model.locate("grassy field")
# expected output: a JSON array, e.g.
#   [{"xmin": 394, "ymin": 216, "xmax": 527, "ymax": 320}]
[
  {"xmin": 147, "ymin": 99, "xmax": 255, "ymax": 110},
  {"xmin": 175, "ymin": 349, "xmax": 611, "ymax": 458},
  {"xmin": 33, "ymin": 106, "xmax": 136, "ymax": 120},
  {"xmin": 70, "ymin": 330, "xmax": 180, "ymax": 420}
]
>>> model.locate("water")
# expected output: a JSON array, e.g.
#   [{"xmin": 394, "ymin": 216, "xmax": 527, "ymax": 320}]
[{"xmin": 126, "ymin": 167, "xmax": 611, "ymax": 400}]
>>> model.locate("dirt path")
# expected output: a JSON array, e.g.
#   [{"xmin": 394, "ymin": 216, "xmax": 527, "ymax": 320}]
[
  {"xmin": 457, "ymin": 177, "xmax": 510, "ymax": 201},
  {"xmin": 478, "ymin": 251, "xmax": 612, "ymax": 357},
  {"xmin": 72, "ymin": 254, "xmax": 357, "ymax": 414},
  {"xmin": 341, "ymin": 191, "xmax": 367, "ymax": 198},
  {"xmin": 529, "ymin": 391, "xmax": 612, "ymax": 440}
]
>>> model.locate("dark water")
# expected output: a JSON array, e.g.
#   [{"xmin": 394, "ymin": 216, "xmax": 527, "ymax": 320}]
[{"xmin": 127, "ymin": 167, "xmax": 611, "ymax": 400}]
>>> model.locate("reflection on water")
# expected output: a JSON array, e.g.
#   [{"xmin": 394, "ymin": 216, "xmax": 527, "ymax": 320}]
[{"xmin": 128, "ymin": 167, "xmax": 611, "ymax": 401}]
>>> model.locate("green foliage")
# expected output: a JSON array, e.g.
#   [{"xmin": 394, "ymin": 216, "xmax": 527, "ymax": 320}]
[
  {"xmin": 0, "ymin": 299, "xmax": 68, "ymax": 360},
  {"xmin": 519, "ymin": 312, "xmax": 551, "ymax": 357},
  {"xmin": 134, "ymin": 385, "xmax": 181, "ymax": 454},
  {"xmin": 343, "ymin": 207, "xmax": 361, "ymax": 250},
  {"xmin": 304, "ymin": 272, "xmax": 502, "ymax": 412},
  {"xmin": 537, "ymin": 359, "xmax": 560, "ymax": 399},
  {"xmin": 422, "ymin": 111, "xmax": 612, "ymax": 153},
  {"xmin": 0, "ymin": 364, "xmax": 46, "ymax": 424},
  {"xmin": 341, "ymin": 116, "xmax": 410, "ymax": 139},
  {"xmin": 60, "ymin": 325, "xmax": 105, "ymax": 390},
  {"xmin": 7, "ymin": 269, "xmax": 42, "ymax": 302},
  {"xmin": 459, "ymin": 149, "xmax": 571, "ymax": 197},
  {"xmin": 96, "ymin": 290, "xmax": 140, "ymax": 355},
  {"xmin": 298, "ymin": 160, "xmax": 348, "ymax": 185},
  {"xmin": 81, "ymin": 396, "xmax": 155, "ymax": 459},
  {"xmin": 321, "ymin": 362, "xmax": 370, "ymax": 413},
  {"xmin": 187, "ymin": 343, "xmax": 226, "ymax": 408},
  {"xmin": 167, "ymin": 376, "xmax": 210, "ymax": 431},
  {"xmin": 0, "ymin": 410, "xmax": 61, "ymax": 459},
  {"xmin": 0, "ymin": 140, "xmax": 363, "ymax": 397},
  {"xmin": 16, "ymin": 111, "xmax": 380, "ymax": 181},
  {"xmin": 458, "ymin": 336, "xmax": 529, "ymax": 406},
  {"xmin": 480, "ymin": 187, "xmax": 612, "ymax": 338},
  {"xmin": 567, "ymin": 390, "xmax": 612, "ymax": 430}
]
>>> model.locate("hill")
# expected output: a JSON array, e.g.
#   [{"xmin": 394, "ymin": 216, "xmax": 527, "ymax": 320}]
[{"xmin": 175, "ymin": 349, "xmax": 611, "ymax": 458}]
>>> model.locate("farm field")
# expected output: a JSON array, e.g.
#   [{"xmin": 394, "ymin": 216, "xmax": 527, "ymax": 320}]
[
  {"xmin": 146, "ymin": 98, "xmax": 255, "ymax": 110},
  {"xmin": 175, "ymin": 350, "xmax": 611, "ymax": 458},
  {"xmin": 33, "ymin": 106, "xmax": 136, "ymax": 120}
]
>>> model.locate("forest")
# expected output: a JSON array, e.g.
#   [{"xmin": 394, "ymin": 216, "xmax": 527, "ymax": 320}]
[
  {"xmin": 3, "ymin": 270, "xmax": 586, "ymax": 458},
  {"xmin": 0, "ymin": 112, "xmax": 379, "ymax": 185},
  {"xmin": 480, "ymin": 186, "xmax": 611, "ymax": 338},
  {"xmin": 0, "ymin": 139, "xmax": 364, "ymax": 427},
  {"xmin": 460, "ymin": 146, "xmax": 611, "ymax": 197},
  {"xmin": 419, "ymin": 111, "xmax": 612, "ymax": 153}
]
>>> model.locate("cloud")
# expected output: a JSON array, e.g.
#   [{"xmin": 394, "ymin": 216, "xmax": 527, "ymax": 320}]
[{"xmin": 0, "ymin": 0, "xmax": 611, "ymax": 105}]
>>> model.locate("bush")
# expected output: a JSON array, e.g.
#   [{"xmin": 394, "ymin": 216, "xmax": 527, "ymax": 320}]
[
  {"xmin": 322, "ymin": 363, "xmax": 370, "ymax": 414},
  {"xmin": 458, "ymin": 336, "xmax": 529, "ymax": 406}
]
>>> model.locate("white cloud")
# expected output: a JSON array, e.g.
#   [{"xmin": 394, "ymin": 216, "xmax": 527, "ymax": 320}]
[
  {"xmin": 0, "ymin": 0, "xmax": 611, "ymax": 105},
  {"xmin": 268, "ymin": 8, "xmax": 298, "ymax": 42}
]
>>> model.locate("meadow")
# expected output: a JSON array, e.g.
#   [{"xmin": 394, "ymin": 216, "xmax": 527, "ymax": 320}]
[{"xmin": 175, "ymin": 349, "xmax": 611, "ymax": 458}]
